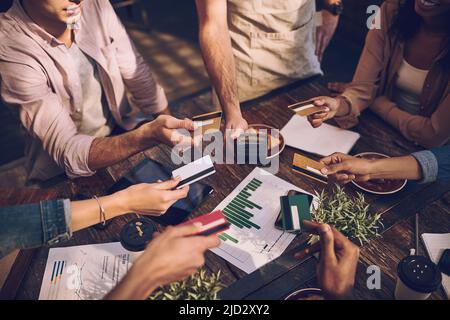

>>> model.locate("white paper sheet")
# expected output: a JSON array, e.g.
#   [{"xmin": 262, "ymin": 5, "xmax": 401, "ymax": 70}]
[
  {"xmin": 39, "ymin": 242, "xmax": 134, "ymax": 300},
  {"xmin": 280, "ymin": 114, "xmax": 360, "ymax": 156},
  {"xmin": 210, "ymin": 167, "xmax": 315, "ymax": 274},
  {"xmin": 421, "ymin": 233, "xmax": 450, "ymax": 299}
]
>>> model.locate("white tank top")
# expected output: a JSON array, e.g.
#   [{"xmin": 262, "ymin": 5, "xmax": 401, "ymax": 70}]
[{"xmin": 393, "ymin": 59, "xmax": 429, "ymax": 115}]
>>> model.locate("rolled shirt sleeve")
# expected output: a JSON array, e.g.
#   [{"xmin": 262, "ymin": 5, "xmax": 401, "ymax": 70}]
[
  {"xmin": 411, "ymin": 150, "xmax": 439, "ymax": 184},
  {"xmin": 0, "ymin": 60, "xmax": 96, "ymax": 179},
  {"xmin": 0, "ymin": 199, "xmax": 72, "ymax": 259},
  {"xmin": 431, "ymin": 146, "xmax": 450, "ymax": 182}
]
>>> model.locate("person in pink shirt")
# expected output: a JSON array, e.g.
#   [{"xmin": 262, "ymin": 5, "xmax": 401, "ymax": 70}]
[{"xmin": 0, "ymin": 0, "xmax": 194, "ymax": 183}]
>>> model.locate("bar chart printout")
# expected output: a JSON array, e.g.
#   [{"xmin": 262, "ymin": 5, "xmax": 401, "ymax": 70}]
[{"xmin": 211, "ymin": 167, "xmax": 313, "ymax": 274}]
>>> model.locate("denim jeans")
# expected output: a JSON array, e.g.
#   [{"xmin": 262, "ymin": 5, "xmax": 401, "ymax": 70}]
[{"xmin": 0, "ymin": 199, "xmax": 71, "ymax": 258}]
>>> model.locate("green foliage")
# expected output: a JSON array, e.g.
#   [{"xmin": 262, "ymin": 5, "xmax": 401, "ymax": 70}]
[
  {"xmin": 149, "ymin": 269, "xmax": 224, "ymax": 300},
  {"xmin": 312, "ymin": 185, "xmax": 383, "ymax": 245}
]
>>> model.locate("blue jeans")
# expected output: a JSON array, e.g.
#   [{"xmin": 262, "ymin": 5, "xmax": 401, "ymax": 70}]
[{"xmin": 0, "ymin": 199, "xmax": 71, "ymax": 258}]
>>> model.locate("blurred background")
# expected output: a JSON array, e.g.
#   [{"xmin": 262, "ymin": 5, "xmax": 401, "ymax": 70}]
[{"xmin": 0, "ymin": 0, "xmax": 382, "ymax": 187}]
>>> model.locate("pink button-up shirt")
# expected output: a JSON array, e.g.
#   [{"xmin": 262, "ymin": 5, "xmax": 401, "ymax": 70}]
[{"xmin": 0, "ymin": 0, "xmax": 168, "ymax": 181}]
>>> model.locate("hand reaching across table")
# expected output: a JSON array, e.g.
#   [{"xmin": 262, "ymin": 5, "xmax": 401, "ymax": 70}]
[
  {"xmin": 145, "ymin": 114, "xmax": 197, "ymax": 148},
  {"xmin": 105, "ymin": 224, "xmax": 220, "ymax": 300},
  {"xmin": 306, "ymin": 96, "xmax": 343, "ymax": 128},
  {"xmin": 295, "ymin": 221, "xmax": 360, "ymax": 300},
  {"xmin": 318, "ymin": 152, "xmax": 425, "ymax": 184},
  {"xmin": 225, "ymin": 112, "xmax": 248, "ymax": 139},
  {"xmin": 113, "ymin": 177, "xmax": 190, "ymax": 217}
]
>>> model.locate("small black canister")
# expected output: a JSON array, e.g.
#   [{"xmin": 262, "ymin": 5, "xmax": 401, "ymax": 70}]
[{"xmin": 120, "ymin": 217, "xmax": 157, "ymax": 253}]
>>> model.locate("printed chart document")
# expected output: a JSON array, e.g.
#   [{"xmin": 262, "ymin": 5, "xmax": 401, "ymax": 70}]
[
  {"xmin": 39, "ymin": 242, "xmax": 134, "ymax": 300},
  {"xmin": 211, "ymin": 167, "xmax": 314, "ymax": 274},
  {"xmin": 280, "ymin": 114, "xmax": 360, "ymax": 156},
  {"xmin": 422, "ymin": 233, "xmax": 450, "ymax": 299}
]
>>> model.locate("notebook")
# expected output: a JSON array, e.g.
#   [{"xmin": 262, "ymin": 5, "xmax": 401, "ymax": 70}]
[
  {"xmin": 280, "ymin": 114, "xmax": 360, "ymax": 156},
  {"xmin": 421, "ymin": 233, "xmax": 450, "ymax": 299}
]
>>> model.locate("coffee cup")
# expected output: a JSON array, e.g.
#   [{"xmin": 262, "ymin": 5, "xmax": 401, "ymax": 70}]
[{"xmin": 395, "ymin": 255, "xmax": 442, "ymax": 300}]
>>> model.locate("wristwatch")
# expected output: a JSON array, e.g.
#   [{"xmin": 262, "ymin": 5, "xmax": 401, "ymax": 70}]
[{"xmin": 325, "ymin": 0, "xmax": 344, "ymax": 16}]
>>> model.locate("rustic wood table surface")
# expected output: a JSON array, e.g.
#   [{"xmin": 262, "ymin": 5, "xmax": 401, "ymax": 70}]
[{"xmin": 1, "ymin": 79, "xmax": 449, "ymax": 300}]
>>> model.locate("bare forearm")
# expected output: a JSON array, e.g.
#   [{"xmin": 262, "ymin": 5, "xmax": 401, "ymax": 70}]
[
  {"xmin": 199, "ymin": 24, "xmax": 241, "ymax": 117},
  {"xmin": 88, "ymin": 125, "xmax": 155, "ymax": 170},
  {"xmin": 70, "ymin": 192, "xmax": 130, "ymax": 232},
  {"xmin": 369, "ymin": 156, "xmax": 422, "ymax": 180}
]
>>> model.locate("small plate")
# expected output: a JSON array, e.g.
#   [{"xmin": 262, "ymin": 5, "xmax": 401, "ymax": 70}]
[
  {"xmin": 246, "ymin": 124, "xmax": 285, "ymax": 159},
  {"xmin": 351, "ymin": 152, "xmax": 407, "ymax": 195},
  {"xmin": 284, "ymin": 288, "xmax": 324, "ymax": 300}
]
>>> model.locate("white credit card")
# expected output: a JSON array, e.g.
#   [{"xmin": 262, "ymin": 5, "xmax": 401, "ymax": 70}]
[
  {"xmin": 172, "ymin": 155, "xmax": 216, "ymax": 189},
  {"xmin": 194, "ymin": 119, "xmax": 215, "ymax": 128},
  {"xmin": 292, "ymin": 103, "xmax": 315, "ymax": 113}
]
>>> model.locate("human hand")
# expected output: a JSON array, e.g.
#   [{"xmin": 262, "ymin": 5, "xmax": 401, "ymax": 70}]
[
  {"xmin": 316, "ymin": 11, "xmax": 339, "ymax": 62},
  {"xmin": 225, "ymin": 112, "xmax": 248, "ymax": 139},
  {"xmin": 306, "ymin": 96, "xmax": 339, "ymax": 128},
  {"xmin": 320, "ymin": 152, "xmax": 375, "ymax": 184},
  {"xmin": 139, "ymin": 224, "xmax": 220, "ymax": 285},
  {"xmin": 106, "ymin": 224, "xmax": 220, "ymax": 300},
  {"xmin": 295, "ymin": 221, "xmax": 360, "ymax": 300},
  {"xmin": 116, "ymin": 177, "xmax": 189, "ymax": 216},
  {"xmin": 145, "ymin": 115, "xmax": 196, "ymax": 148}
]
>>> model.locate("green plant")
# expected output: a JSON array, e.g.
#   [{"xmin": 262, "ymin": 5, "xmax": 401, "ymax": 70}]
[
  {"xmin": 149, "ymin": 269, "xmax": 224, "ymax": 300},
  {"xmin": 312, "ymin": 185, "xmax": 383, "ymax": 245}
]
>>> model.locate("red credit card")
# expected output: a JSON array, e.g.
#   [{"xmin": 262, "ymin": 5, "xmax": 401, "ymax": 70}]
[{"xmin": 179, "ymin": 210, "xmax": 230, "ymax": 236}]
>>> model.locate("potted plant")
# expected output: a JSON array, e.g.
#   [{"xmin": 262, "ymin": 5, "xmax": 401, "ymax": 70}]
[
  {"xmin": 312, "ymin": 185, "xmax": 383, "ymax": 245},
  {"xmin": 285, "ymin": 186, "xmax": 383, "ymax": 300},
  {"xmin": 149, "ymin": 269, "xmax": 224, "ymax": 300}
]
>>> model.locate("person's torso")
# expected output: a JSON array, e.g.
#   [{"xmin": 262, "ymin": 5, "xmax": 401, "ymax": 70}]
[
  {"xmin": 67, "ymin": 43, "xmax": 113, "ymax": 137},
  {"xmin": 373, "ymin": 1, "xmax": 450, "ymax": 118},
  {"xmin": 393, "ymin": 58, "xmax": 429, "ymax": 115},
  {"xmin": 226, "ymin": 0, "xmax": 322, "ymax": 102},
  {"xmin": 0, "ymin": 0, "xmax": 130, "ymax": 130},
  {"xmin": 0, "ymin": 0, "xmax": 129, "ymax": 182}
]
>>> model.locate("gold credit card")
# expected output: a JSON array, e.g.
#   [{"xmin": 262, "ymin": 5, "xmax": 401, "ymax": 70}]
[
  {"xmin": 292, "ymin": 153, "xmax": 328, "ymax": 183},
  {"xmin": 192, "ymin": 111, "xmax": 222, "ymax": 134},
  {"xmin": 288, "ymin": 100, "xmax": 327, "ymax": 117}
]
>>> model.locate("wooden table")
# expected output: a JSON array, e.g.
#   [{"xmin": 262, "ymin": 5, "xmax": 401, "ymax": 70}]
[{"xmin": 1, "ymin": 79, "xmax": 449, "ymax": 300}]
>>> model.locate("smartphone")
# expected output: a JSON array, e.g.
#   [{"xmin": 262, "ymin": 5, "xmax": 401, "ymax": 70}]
[
  {"xmin": 108, "ymin": 158, "xmax": 214, "ymax": 225},
  {"xmin": 275, "ymin": 190, "xmax": 313, "ymax": 233}
]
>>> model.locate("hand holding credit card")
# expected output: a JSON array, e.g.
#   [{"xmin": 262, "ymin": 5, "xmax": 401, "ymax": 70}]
[
  {"xmin": 172, "ymin": 155, "xmax": 216, "ymax": 189},
  {"xmin": 291, "ymin": 153, "xmax": 328, "ymax": 184},
  {"xmin": 192, "ymin": 111, "xmax": 222, "ymax": 134},
  {"xmin": 179, "ymin": 210, "xmax": 230, "ymax": 236},
  {"xmin": 288, "ymin": 100, "xmax": 328, "ymax": 117}
]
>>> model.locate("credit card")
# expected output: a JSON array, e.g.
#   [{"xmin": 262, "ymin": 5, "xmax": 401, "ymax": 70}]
[
  {"xmin": 291, "ymin": 153, "xmax": 328, "ymax": 184},
  {"xmin": 192, "ymin": 111, "xmax": 222, "ymax": 134},
  {"xmin": 172, "ymin": 155, "xmax": 216, "ymax": 189},
  {"xmin": 280, "ymin": 195, "xmax": 312, "ymax": 232},
  {"xmin": 179, "ymin": 210, "xmax": 230, "ymax": 236},
  {"xmin": 288, "ymin": 100, "xmax": 327, "ymax": 117}
]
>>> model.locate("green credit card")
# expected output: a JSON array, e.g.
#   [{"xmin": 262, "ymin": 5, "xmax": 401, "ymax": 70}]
[{"xmin": 280, "ymin": 195, "xmax": 312, "ymax": 232}]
